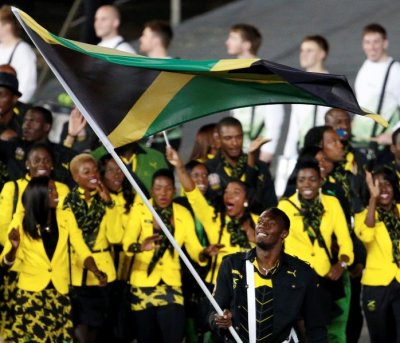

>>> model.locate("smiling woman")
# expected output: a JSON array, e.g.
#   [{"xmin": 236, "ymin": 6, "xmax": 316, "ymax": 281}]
[
  {"xmin": 278, "ymin": 159, "xmax": 354, "ymax": 343},
  {"xmin": 354, "ymin": 166, "xmax": 400, "ymax": 342},
  {"xmin": 0, "ymin": 176, "xmax": 105, "ymax": 342},
  {"xmin": 64, "ymin": 153, "xmax": 123, "ymax": 342},
  {"xmin": 166, "ymin": 146, "xmax": 258, "ymax": 286}
]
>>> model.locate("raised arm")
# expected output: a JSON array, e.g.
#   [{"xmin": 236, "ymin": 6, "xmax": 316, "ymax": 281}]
[
  {"xmin": 166, "ymin": 146, "xmax": 195, "ymax": 192},
  {"xmin": 364, "ymin": 171, "xmax": 379, "ymax": 228}
]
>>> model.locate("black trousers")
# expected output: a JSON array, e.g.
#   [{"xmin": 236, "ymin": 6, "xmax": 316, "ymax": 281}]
[
  {"xmin": 363, "ymin": 280, "xmax": 400, "ymax": 343},
  {"xmin": 133, "ymin": 304, "xmax": 185, "ymax": 343},
  {"xmin": 346, "ymin": 276, "xmax": 363, "ymax": 343}
]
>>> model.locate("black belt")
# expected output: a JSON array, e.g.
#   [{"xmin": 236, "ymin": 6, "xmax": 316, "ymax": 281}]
[{"xmin": 92, "ymin": 247, "xmax": 111, "ymax": 253}]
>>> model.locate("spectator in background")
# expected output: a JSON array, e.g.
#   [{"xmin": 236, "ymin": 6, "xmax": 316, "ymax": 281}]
[
  {"xmin": 225, "ymin": 23, "xmax": 284, "ymax": 163},
  {"xmin": 139, "ymin": 20, "xmax": 173, "ymax": 58},
  {"xmin": 0, "ymin": 5, "xmax": 37, "ymax": 103},
  {"xmin": 94, "ymin": 4, "xmax": 136, "ymax": 53},
  {"xmin": 139, "ymin": 20, "xmax": 182, "ymax": 152},
  {"xmin": 81, "ymin": 0, "xmax": 112, "ymax": 44},
  {"xmin": 353, "ymin": 23, "xmax": 400, "ymax": 153},
  {"xmin": 283, "ymin": 35, "xmax": 331, "ymax": 160}
]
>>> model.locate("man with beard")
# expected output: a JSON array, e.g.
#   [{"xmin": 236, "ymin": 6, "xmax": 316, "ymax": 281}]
[
  {"xmin": 205, "ymin": 117, "xmax": 277, "ymax": 214},
  {"xmin": 211, "ymin": 208, "xmax": 327, "ymax": 343}
]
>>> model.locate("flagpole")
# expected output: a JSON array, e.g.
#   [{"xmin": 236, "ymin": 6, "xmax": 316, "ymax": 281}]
[
  {"xmin": 162, "ymin": 131, "xmax": 171, "ymax": 147},
  {"xmin": 12, "ymin": 7, "xmax": 243, "ymax": 343}
]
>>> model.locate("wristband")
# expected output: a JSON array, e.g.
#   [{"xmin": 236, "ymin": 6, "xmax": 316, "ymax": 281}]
[{"xmin": 3, "ymin": 255, "xmax": 15, "ymax": 266}]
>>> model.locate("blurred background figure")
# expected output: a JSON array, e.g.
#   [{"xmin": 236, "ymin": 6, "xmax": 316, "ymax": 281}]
[{"xmin": 0, "ymin": 5, "xmax": 37, "ymax": 103}]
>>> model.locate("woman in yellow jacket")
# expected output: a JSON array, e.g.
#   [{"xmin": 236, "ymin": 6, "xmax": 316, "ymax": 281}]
[
  {"xmin": 123, "ymin": 168, "xmax": 216, "ymax": 343},
  {"xmin": 1, "ymin": 176, "xmax": 107, "ymax": 342},
  {"xmin": 355, "ymin": 166, "xmax": 400, "ymax": 343},
  {"xmin": 278, "ymin": 159, "xmax": 353, "ymax": 343},
  {"xmin": 0, "ymin": 143, "xmax": 70, "ymax": 336},
  {"xmin": 166, "ymin": 147, "xmax": 258, "ymax": 286},
  {"xmin": 0, "ymin": 143, "xmax": 69, "ymax": 245},
  {"xmin": 63, "ymin": 153, "xmax": 123, "ymax": 342}
]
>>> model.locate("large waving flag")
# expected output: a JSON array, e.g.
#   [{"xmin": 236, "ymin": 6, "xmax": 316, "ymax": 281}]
[{"xmin": 14, "ymin": 8, "xmax": 386, "ymax": 149}]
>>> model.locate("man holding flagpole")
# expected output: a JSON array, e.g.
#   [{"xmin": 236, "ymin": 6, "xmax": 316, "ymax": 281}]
[{"xmin": 211, "ymin": 208, "xmax": 327, "ymax": 343}]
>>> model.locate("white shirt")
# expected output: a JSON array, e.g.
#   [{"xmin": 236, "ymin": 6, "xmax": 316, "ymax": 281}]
[
  {"xmin": 0, "ymin": 40, "xmax": 37, "ymax": 103},
  {"xmin": 283, "ymin": 104, "xmax": 330, "ymax": 158},
  {"xmin": 353, "ymin": 57, "xmax": 400, "ymax": 143},
  {"xmin": 231, "ymin": 104, "xmax": 285, "ymax": 155},
  {"xmin": 97, "ymin": 35, "xmax": 136, "ymax": 54}
]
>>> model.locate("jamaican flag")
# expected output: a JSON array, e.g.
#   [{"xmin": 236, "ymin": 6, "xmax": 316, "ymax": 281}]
[{"xmin": 13, "ymin": 8, "xmax": 386, "ymax": 148}]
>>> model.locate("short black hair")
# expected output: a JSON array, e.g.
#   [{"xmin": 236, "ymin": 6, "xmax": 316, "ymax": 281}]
[
  {"xmin": 217, "ymin": 117, "xmax": 242, "ymax": 133},
  {"xmin": 185, "ymin": 160, "xmax": 207, "ymax": 174},
  {"xmin": 372, "ymin": 165, "xmax": 400, "ymax": 202},
  {"xmin": 324, "ymin": 108, "xmax": 350, "ymax": 124},
  {"xmin": 28, "ymin": 106, "xmax": 53, "ymax": 126},
  {"xmin": 303, "ymin": 125, "xmax": 333, "ymax": 149},
  {"xmin": 152, "ymin": 168, "xmax": 175, "ymax": 186},
  {"xmin": 25, "ymin": 143, "xmax": 54, "ymax": 164},
  {"xmin": 299, "ymin": 145, "xmax": 322, "ymax": 160},
  {"xmin": 294, "ymin": 159, "xmax": 321, "ymax": 178},
  {"xmin": 262, "ymin": 207, "xmax": 290, "ymax": 232}
]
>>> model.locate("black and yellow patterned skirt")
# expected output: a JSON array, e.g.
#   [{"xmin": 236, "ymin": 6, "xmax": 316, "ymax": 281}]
[
  {"xmin": 0, "ymin": 271, "xmax": 18, "ymax": 337},
  {"xmin": 130, "ymin": 284, "xmax": 184, "ymax": 311},
  {"xmin": 5, "ymin": 286, "xmax": 73, "ymax": 342}
]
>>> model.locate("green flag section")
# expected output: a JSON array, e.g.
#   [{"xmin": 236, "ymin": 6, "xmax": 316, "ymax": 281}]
[{"xmin": 13, "ymin": 8, "xmax": 387, "ymax": 149}]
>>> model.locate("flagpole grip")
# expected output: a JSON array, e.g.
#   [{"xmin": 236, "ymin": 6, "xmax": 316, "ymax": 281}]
[{"xmin": 162, "ymin": 131, "xmax": 171, "ymax": 147}]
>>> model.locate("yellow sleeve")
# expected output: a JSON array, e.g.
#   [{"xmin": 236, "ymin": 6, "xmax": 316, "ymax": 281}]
[
  {"xmin": 180, "ymin": 207, "xmax": 206, "ymax": 266},
  {"xmin": 65, "ymin": 209, "xmax": 92, "ymax": 262},
  {"xmin": 105, "ymin": 206, "xmax": 124, "ymax": 244},
  {"xmin": 330, "ymin": 197, "xmax": 354, "ymax": 264},
  {"xmin": 186, "ymin": 187, "xmax": 220, "ymax": 243},
  {"xmin": 55, "ymin": 182, "xmax": 70, "ymax": 209},
  {"xmin": 354, "ymin": 209, "xmax": 376, "ymax": 243},
  {"xmin": 122, "ymin": 203, "xmax": 143, "ymax": 256},
  {"xmin": 0, "ymin": 181, "xmax": 16, "ymax": 246}
]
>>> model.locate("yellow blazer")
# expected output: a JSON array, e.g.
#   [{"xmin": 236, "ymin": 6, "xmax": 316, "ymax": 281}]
[
  {"xmin": 355, "ymin": 205, "xmax": 400, "ymax": 286},
  {"xmin": 278, "ymin": 194, "xmax": 354, "ymax": 277},
  {"xmin": 186, "ymin": 186, "xmax": 258, "ymax": 284},
  {"xmin": 69, "ymin": 190, "xmax": 123, "ymax": 286},
  {"xmin": 1, "ymin": 208, "xmax": 92, "ymax": 294},
  {"xmin": 110, "ymin": 191, "xmax": 142, "ymax": 280},
  {"xmin": 123, "ymin": 200, "xmax": 205, "ymax": 287},
  {"xmin": 0, "ymin": 176, "xmax": 69, "ymax": 245},
  {"xmin": 111, "ymin": 191, "xmax": 142, "ymax": 230}
]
